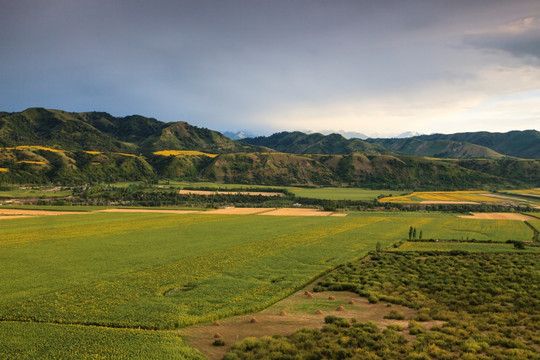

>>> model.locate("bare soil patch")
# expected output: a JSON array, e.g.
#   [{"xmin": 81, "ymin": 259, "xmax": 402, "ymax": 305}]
[
  {"xmin": 259, "ymin": 208, "xmax": 333, "ymax": 217},
  {"xmin": 204, "ymin": 208, "xmax": 275, "ymax": 215},
  {"xmin": 0, "ymin": 215, "xmax": 33, "ymax": 220},
  {"xmin": 178, "ymin": 289, "xmax": 440, "ymax": 360},
  {"xmin": 0, "ymin": 209, "xmax": 87, "ymax": 216},
  {"xmin": 97, "ymin": 209, "xmax": 201, "ymax": 214},
  {"xmin": 420, "ymin": 201, "xmax": 479, "ymax": 205},
  {"xmin": 458, "ymin": 212, "xmax": 537, "ymax": 221},
  {"xmin": 179, "ymin": 190, "xmax": 284, "ymax": 197}
]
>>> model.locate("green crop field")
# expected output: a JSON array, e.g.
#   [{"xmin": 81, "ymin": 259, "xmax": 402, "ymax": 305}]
[
  {"xmin": 0, "ymin": 322, "xmax": 203, "ymax": 360},
  {"xmin": 284, "ymin": 187, "xmax": 403, "ymax": 200},
  {"xmin": 1, "ymin": 211, "xmax": 537, "ymax": 358},
  {"xmin": 168, "ymin": 181, "xmax": 399, "ymax": 201},
  {"xmin": 0, "ymin": 188, "xmax": 72, "ymax": 198}
]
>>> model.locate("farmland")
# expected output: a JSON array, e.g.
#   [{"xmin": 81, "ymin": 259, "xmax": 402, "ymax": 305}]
[
  {"xmin": 378, "ymin": 191, "xmax": 503, "ymax": 204},
  {"xmin": 1, "ymin": 210, "xmax": 538, "ymax": 358},
  {"xmin": 230, "ymin": 251, "xmax": 540, "ymax": 359},
  {"xmin": 173, "ymin": 181, "xmax": 395, "ymax": 200}
]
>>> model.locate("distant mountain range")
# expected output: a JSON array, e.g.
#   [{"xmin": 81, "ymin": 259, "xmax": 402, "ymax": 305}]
[
  {"xmin": 0, "ymin": 108, "xmax": 538, "ymax": 189},
  {"xmin": 242, "ymin": 131, "xmax": 391, "ymax": 156},
  {"xmin": 223, "ymin": 130, "xmax": 258, "ymax": 140},
  {"xmin": 243, "ymin": 130, "xmax": 540, "ymax": 159}
]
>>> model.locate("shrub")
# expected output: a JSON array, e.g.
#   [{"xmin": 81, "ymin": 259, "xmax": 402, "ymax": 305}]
[
  {"xmin": 384, "ymin": 309, "xmax": 405, "ymax": 320},
  {"xmin": 223, "ymin": 353, "xmax": 239, "ymax": 360},
  {"xmin": 212, "ymin": 339, "xmax": 225, "ymax": 346}
]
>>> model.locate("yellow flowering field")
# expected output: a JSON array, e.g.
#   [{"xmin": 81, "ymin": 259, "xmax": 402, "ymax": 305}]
[
  {"xmin": 15, "ymin": 160, "xmax": 46, "ymax": 165},
  {"xmin": 379, "ymin": 191, "xmax": 503, "ymax": 203},
  {"xmin": 3, "ymin": 145, "xmax": 64, "ymax": 152},
  {"xmin": 153, "ymin": 150, "xmax": 218, "ymax": 158}
]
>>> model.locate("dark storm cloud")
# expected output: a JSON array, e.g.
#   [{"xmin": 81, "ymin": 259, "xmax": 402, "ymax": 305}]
[
  {"xmin": 464, "ymin": 16, "xmax": 540, "ymax": 60},
  {"xmin": 1, "ymin": 0, "xmax": 539, "ymax": 134}
]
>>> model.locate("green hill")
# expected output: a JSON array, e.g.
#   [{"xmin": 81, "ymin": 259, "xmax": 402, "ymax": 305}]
[
  {"xmin": 242, "ymin": 131, "xmax": 390, "ymax": 155},
  {"xmin": 0, "ymin": 108, "xmax": 134, "ymax": 152},
  {"xmin": 368, "ymin": 138, "xmax": 507, "ymax": 159},
  {"xmin": 0, "ymin": 108, "xmax": 538, "ymax": 189},
  {"xmin": 390, "ymin": 130, "xmax": 540, "ymax": 159},
  {"xmin": 0, "ymin": 108, "xmax": 261, "ymax": 155}
]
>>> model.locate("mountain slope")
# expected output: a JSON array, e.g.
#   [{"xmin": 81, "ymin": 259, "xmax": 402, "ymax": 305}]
[
  {"xmin": 140, "ymin": 121, "xmax": 259, "ymax": 153},
  {"xmin": 415, "ymin": 130, "xmax": 540, "ymax": 159},
  {"xmin": 242, "ymin": 131, "xmax": 391, "ymax": 155},
  {"xmin": 0, "ymin": 108, "xmax": 135, "ymax": 152},
  {"xmin": 0, "ymin": 108, "xmax": 262, "ymax": 155},
  {"xmin": 368, "ymin": 138, "xmax": 507, "ymax": 159}
]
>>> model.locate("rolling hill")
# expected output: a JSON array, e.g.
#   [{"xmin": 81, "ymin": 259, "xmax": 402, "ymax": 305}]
[
  {"xmin": 367, "ymin": 130, "xmax": 540, "ymax": 159},
  {"xmin": 242, "ymin": 131, "xmax": 391, "ymax": 155},
  {"xmin": 0, "ymin": 108, "xmax": 538, "ymax": 189},
  {"xmin": 0, "ymin": 108, "xmax": 262, "ymax": 154}
]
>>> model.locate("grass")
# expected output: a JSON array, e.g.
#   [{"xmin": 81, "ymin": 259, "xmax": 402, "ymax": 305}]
[{"xmin": 0, "ymin": 188, "xmax": 72, "ymax": 198}]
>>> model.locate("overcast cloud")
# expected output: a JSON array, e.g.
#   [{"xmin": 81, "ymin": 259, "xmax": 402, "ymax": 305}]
[{"xmin": 0, "ymin": 0, "xmax": 539, "ymax": 136}]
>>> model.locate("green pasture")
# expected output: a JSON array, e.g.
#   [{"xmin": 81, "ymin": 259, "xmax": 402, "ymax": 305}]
[
  {"xmin": 285, "ymin": 187, "xmax": 402, "ymax": 200},
  {"xmin": 166, "ymin": 181, "xmax": 399, "ymax": 200},
  {"xmin": 1, "ymin": 211, "xmax": 536, "ymax": 358},
  {"xmin": 0, "ymin": 188, "xmax": 72, "ymax": 198}
]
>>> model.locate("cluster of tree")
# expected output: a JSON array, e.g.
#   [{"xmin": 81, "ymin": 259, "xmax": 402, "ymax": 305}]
[
  {"xmin": 73, "ymin": 187, "xmax": 294, "ymax": 208},
  {"xmin": 306, "ymin": 252, "xmax": 540, "ymax": 359},
  {"xmin": 408, "ymin": 226, "xmax": 422, "ymax": 240}
]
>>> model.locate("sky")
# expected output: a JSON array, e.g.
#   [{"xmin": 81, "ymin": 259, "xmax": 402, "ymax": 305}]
[{"xmin": 1, "ymin": 0, "xmax": 539, "ymax": 137}]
